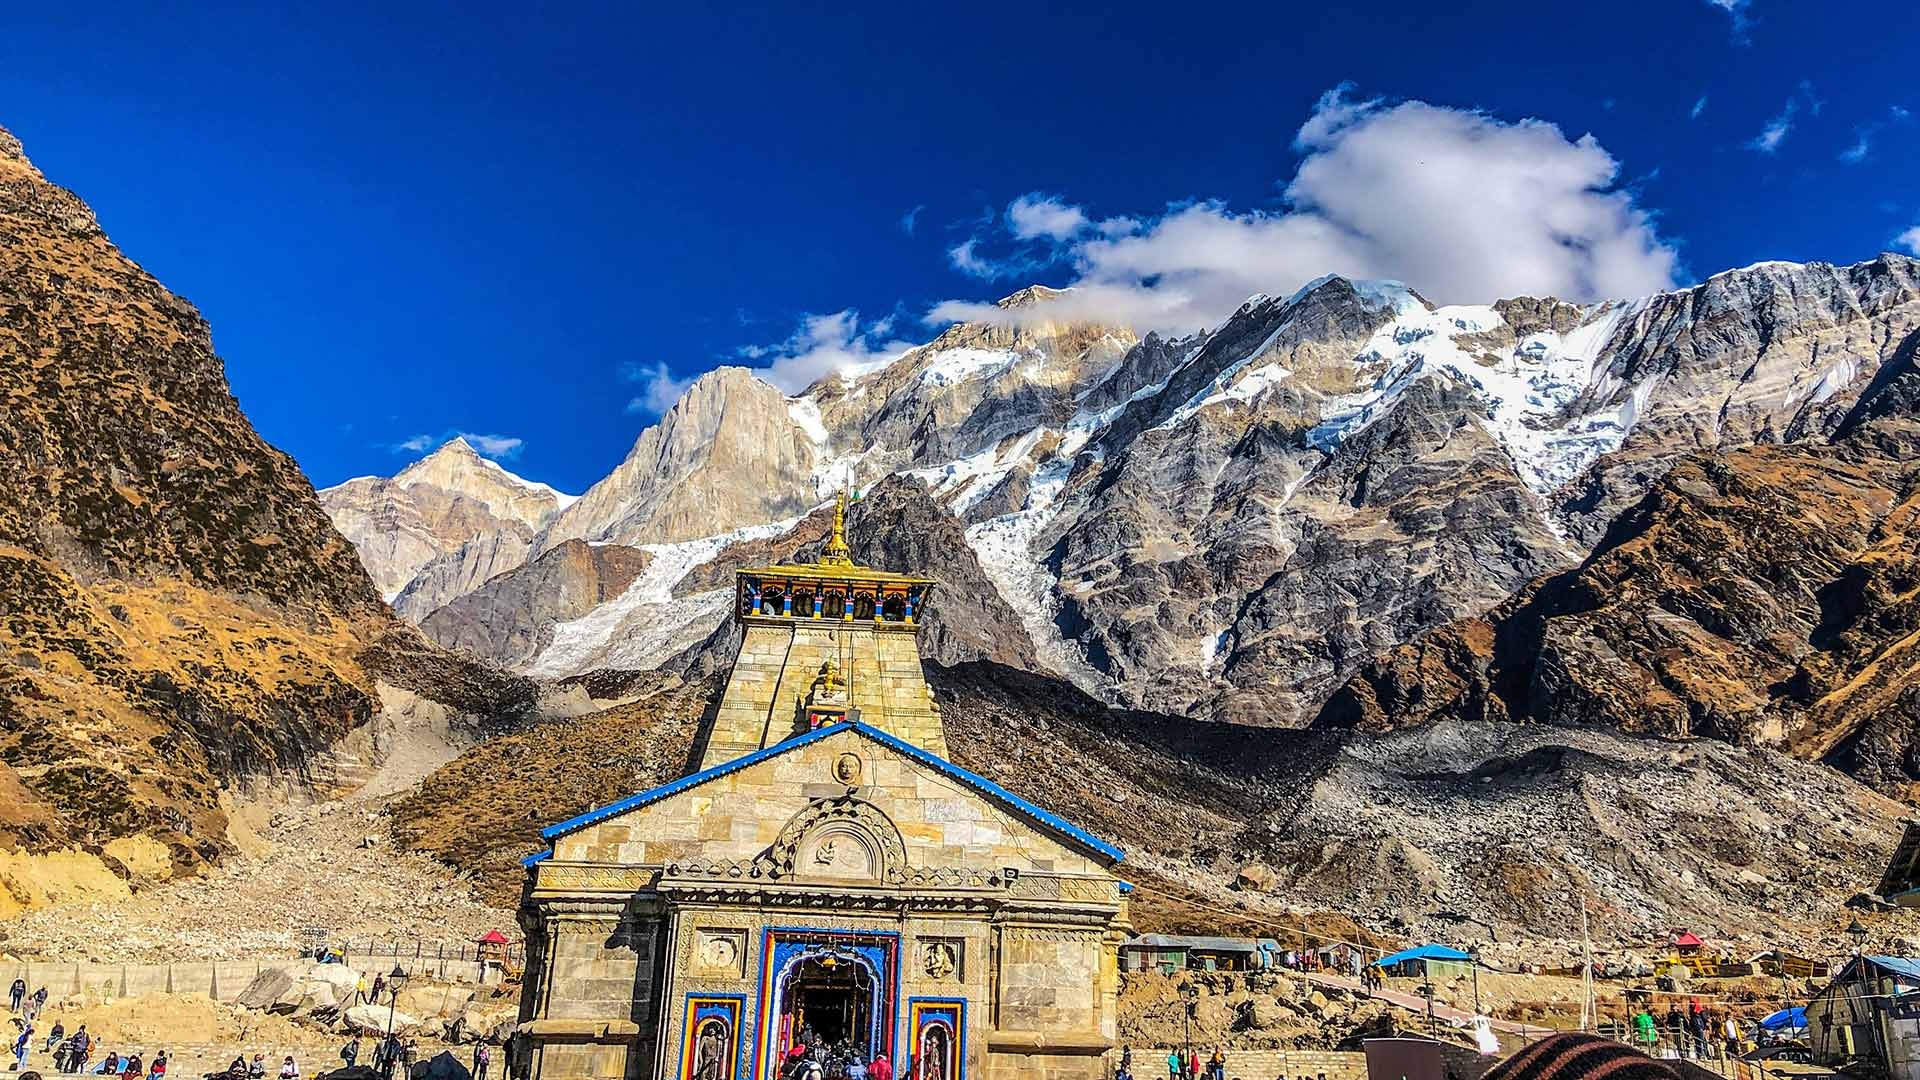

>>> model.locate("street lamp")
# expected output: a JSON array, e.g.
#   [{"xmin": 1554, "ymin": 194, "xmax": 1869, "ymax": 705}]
[
  {"xmin": 385, "ymin": 963, "xmax": 411, "ymax": 1076},
  {"xmin": 1848, "ymin": 918, "xmax": 1869, "ymax": 956},
  {"xmin": 1178, "ymin": 982, "xmax": 1199, "ymax": 1065},
  {"xmin": 1470, "ymin": 944, "xmax": 1483, "ymax": 1017}
]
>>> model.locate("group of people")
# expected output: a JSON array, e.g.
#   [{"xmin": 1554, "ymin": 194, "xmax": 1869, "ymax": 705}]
[
  {"xmin": 773, "ymin": 1028, "xmax": 891, "ymax": 1080},
  {"xmin": 9, "ymin": 1012, "xmax": 164, "ymax": 1078},
  {"xmin": 206, "ymin": 1054, "xmax": 300, "ymax": 1080},
  {"xmin": 1623, "ymin": 1000, "xmax": 1748, "ymax": 1060},
  {"xmin": 1110, "ymin": 1045, "xmax": 1232, "ymax": 1080}
]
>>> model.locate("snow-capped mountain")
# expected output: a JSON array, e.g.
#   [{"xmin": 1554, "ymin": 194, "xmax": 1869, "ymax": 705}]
[
  {"xmin": 319, "ymin": 436, "xmax": 577, "ymax": 611},
  {"xmin": 340, "ymin": 254, "xmax": 1920, "ymax": 727}
]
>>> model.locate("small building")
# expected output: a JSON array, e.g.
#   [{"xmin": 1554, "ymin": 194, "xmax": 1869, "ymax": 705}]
[
  {"xmin": 1806, "ymin": 954, "xmax": 1920, "ymax": 1080},
  {"xmin": 477, "ymin": 929, "xmax": 513, "ymax": 984},
  {"xmin": 1878, "ymin": 820, "xmax": 1920, "ymax": 907},
  {"xmin": 1119, "ymin": 935, "xmax": 1277, "ymax": 974},
  {"xmin": 1374, "ymin": 945, "xmax": 1473, "ymax": 981}
]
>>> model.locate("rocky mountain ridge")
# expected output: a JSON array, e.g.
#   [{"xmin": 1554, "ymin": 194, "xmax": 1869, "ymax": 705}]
[
  {"xmin": 349, "ymin": 255, "xmax": 1920, "ymax": 746},
  {"xmin": 0, "ymin": 124, "xmax": 531, "ymax": 911},
  {"xmin": 318, "ymin": 436, "xmax": 575, "ymax": 609}
]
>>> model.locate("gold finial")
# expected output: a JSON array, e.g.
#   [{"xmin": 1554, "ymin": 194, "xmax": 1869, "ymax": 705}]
[{"xmin": 821, "ymin": 489, "xmax": 853, "ymax": 566}]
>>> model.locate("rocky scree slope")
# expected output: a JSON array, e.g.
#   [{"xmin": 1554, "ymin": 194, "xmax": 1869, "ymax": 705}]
[
  {"xmin": 0, "ymin": 125, "xmax": 530, "ymax": 905},
  {"xmin": 394, "ymin": 655, "xmax": 1906, "ymax": 946}
]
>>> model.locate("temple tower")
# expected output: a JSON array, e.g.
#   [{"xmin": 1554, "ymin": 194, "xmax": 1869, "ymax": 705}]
[{"xmin": 696, "ymin": 494, "xmax": 944, "ymax": 769}]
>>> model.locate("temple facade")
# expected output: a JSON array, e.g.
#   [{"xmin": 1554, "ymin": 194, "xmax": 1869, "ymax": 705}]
[{"xmin": 512, "ymin": 497, "xmax": 1130, "ymax": 1080}]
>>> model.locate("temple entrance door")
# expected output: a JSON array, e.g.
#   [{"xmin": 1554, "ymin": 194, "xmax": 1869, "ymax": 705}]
[{"xmin": 780, "ymin": 954, "xmax": 877, "ymax": 1058}]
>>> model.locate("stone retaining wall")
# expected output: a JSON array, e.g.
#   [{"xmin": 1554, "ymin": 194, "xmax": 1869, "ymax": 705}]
[{"xmin": 1, "ymin": 956, "xmax": 496, "ymax": 1001}]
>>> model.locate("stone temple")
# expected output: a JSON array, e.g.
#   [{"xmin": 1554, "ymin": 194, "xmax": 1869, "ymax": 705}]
[{"xmin": 511, "ymin": 496, "xmax": 1130, "ymax": 1080}]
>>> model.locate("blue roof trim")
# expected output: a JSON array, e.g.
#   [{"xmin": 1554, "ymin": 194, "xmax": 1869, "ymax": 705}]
[
  {"xmin": 521, "ymin": 849, "xmax": 553, "ymax": 868},
  {"xmin": 541, "ymin": 722, "xmax": 851, "ymax": 841},
  {"xmin": 848, "ymin": 722, "xmax": 1125, "ymax": 863},
  {"xmin": 1118, "ymin": 880, "xmax": 1135, "ymax": 894},
  {"xmin": 536, "ymin": 721, "xmax": 1125, "ymax": 864}
]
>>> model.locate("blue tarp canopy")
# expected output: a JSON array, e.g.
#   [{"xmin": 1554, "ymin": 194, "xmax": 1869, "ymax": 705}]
[
  {"xmin": 1760, "ymin": 1007, "xmax": 1806, "ymax": 1031},
  {"xmin": 1376, "ymin": 945, "xmax": 1473, "ymax": 966}
]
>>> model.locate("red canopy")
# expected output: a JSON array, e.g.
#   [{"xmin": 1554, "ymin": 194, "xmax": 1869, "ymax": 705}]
[
  {"xmin": 478, "ymin": 929, "xmax": 510, "ymax": 945},
  {"xmin": 1673, "ymin": 932, "xmax": 1705, "ymax": 948}
]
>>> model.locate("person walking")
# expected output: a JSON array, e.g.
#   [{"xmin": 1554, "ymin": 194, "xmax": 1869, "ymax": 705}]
[
  {"xmin": 69, "ymin": 1026, "xmax": 92, "ymax": 1075},
  {"xmin": 1633, "ymin": 1007, "xmax": 1657, "ymax": 1050},
  {"xmin": 1167, "ymin": 1049, "xmax": 1181, "ymax": 1080},
  {"xmin": 1208, "ymin": 1047, "xmax": 1226, "ymax": 1080},
  {"xmin": 25, "ymin": 988, "xmax": 47, "ymax": 1023},
  {"xmin": 340, "ymin": 1037, "xmax": 360, "ymax": 1070},
  {"xmin": 11, "ymin": 1020, "xmax": 33, "ymax": 1071},
  {"xmin": 472, "ymin": 1044, "xmax": 490, "ymax": 1080},
  {"xmin": 8, "ymin": 979, "xmax": 24, "ymax": 1014}
]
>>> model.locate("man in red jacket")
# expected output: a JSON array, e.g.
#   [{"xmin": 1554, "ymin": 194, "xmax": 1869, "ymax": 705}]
[{"xmin": 867, "ymin": 1053, "xmax": 893, "ymax": 1080}]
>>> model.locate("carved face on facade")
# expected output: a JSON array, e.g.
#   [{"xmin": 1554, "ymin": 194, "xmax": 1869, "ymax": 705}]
[{"xmin": 833, "ymin": 752, "xmax": 862, "ymax": 786}]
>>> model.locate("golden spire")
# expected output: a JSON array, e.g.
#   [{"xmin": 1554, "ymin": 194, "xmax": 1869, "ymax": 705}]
[{"xmin": 821, "ymin": 489, "xmax": 853, "ymax": 566}]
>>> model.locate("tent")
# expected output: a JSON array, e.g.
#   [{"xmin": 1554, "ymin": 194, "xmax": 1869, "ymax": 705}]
[
  {"xmin": 1760, "ymin": 1006, "xmax": 1807, "ymax": 1031},
  {"xmin": 1375, "ymin": 944, "xmax": 1474, "ymax": 979}
]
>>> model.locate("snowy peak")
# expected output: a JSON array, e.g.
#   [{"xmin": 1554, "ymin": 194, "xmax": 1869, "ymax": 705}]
[{"xmin": 390, "ymin": 437, "xmax": 573, "ymax": 532}]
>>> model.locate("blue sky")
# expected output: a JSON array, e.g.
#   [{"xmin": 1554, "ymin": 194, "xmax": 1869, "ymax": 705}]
[{"xmin": 4, "ymin": 1, "xmax": 1917, "ymax": 493}]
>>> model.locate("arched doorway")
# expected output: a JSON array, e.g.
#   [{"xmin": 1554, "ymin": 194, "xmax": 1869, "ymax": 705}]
[
  {"xmin": 778, "ymin": 949, "xmax": 876, "ymax": 1054},
  {"xmin": 759, "ymin": 932, "xmax": 900, "ymax": 1075}
]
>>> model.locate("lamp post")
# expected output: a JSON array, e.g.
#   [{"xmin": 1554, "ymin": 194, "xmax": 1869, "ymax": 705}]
[
  {"xmin": 1178, "ymin": 981, "xmax": 1199, "ymax": 1066},
  {"xmin": 385, "ymin": 963, "xmax": 410, "ymax": 1075},
  {"xmin": 1848, "ymin": 917, "xmax": 1869, "ymax": 956},
  {"xmin": 1470, "ymin": 943, "xmax": 1483, "ymax": 1017}
]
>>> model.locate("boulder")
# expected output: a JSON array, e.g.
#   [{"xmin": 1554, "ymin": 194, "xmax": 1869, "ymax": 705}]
[
  {"xmin": 398, "ymin": 985, "xmax": 476, "ymax": 1021},
  {"xmin": 345, "ymin": 1004, "xmax": 422, "ymax": 1036},
  {"xmin": 1233, "ymin": 862, "xmax": 1278, "ymax": 892},
  {"xmin": 237, "ymin": 963, "xmax": 365, "ymax": 1017},
  {"xmin": 238, "ymin": 968, "xmax": 298, "ymax": 1012}
]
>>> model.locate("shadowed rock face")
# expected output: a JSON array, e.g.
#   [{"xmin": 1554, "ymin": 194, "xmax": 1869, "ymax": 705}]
[
  {"xmin": 665, "ymin": 475, "xmax": 1041, "ymax": 676},
  {"xmin": 1320, "ymin": 366, "xmax": 1920, "ymax": 795},
  {"xmin": 420, "ymin": 540, "xmax": 651, "ymax": 669},
  {"xmin": 0, "ymin": 125, "xmax": 529, "ymax": 872}
]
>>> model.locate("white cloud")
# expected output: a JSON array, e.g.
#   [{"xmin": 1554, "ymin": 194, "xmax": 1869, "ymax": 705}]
[
  {"xmin": 390, "ymin": 431, "xmax": 524, "ymax": 458},
  {"xmin": 1748, "ymin": 98, "xmax": 1796, "ymax": 153},
  {"xmin": 1840, "ymin": 105, "xmax": 1913, "ymax": 165},
  {"xmin": 929, "ymin": 85, "xmax": 1678, "ymax": 334},
  {"xmin": 736, "ymin": 310, "xmax": 914, "ymax": 394},
  {"xmin": 1691, "ymin": 95, "xmax": 1709, "ymax": 120},
  {"xmin": 1703, "ymin": 0, "xmax": 1753, "ymax": 41},
  {"xmin": 899, "ymin": 204, "xmax": 924, "ymax": 235},
  {"xmin": 947, "ymin": 237, "xmax": 996, "ymax": 278},
  {"xmin": 623, "ymin": 361, "xmax": 694, "ymax": 416},
  {"xmin": 1006, "ymin": 193, "xmax": 1090, "ymax": 241},
  {"xmin": 1897, "ymin": 226, "xmax": 1920, "ymax": 255},
  {"xmin": 462, "ymin": 433, "xmax": 524, "ymax": 458}
]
